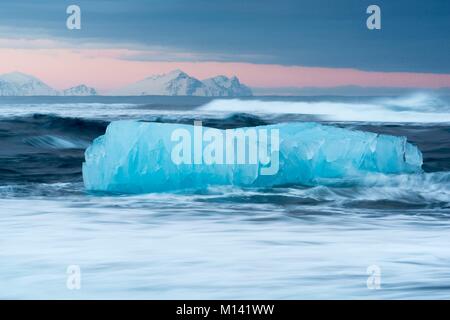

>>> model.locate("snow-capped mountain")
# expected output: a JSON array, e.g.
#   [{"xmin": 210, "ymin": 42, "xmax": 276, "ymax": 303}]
[
  {"xmin": 108, "ymin": 70, "xmax": 253, "ymax": 97},
  {"xmin": 0, "ymin": 72, "xmax": 58, "ymax": 96},
  {"xmin": 0, "ymin": 70, "xmax": 252, "ymax": 96},
  {"xmin": 109, "ymin": 70, "xmax": 206, "ymax": 96},
  {"xmin": 0, "ymin": 72, "xmax": 98, "ymax": 96},
  {"xmin": 62, "ymin": 84, "xmax": 97, "ymax": 96},
  {"xmin": 202, "ymin": 75, "xmax": 252, "ymax": 97}
]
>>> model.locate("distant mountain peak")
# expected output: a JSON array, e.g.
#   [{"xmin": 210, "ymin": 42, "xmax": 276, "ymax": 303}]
[
  {"xmin": 202, "ymin": 74, "xmax": 252, "ymax": 97},
  {"xmin": 109, "ymin": 70, "xmax": 252, "ymax": 97},
  {"xmin": 0, "ymin": 71, "xmax": 58, "ymax": 96},
  {"xmin": 0, "ymin": 71, "xmax": 98, "ymax": 96},
  {"xmin": 147, "ymin": 69, "xmax": 188, "ymax": 81},
  {"xmin": 63, "ymin": 84, "xmax": 97, "ymax": 96},
  {"xmin": 167, "ymin": 69, "xmax": 187, "ymax": 77},
  {"xmin": 0, "ymin": 71, "xmax": 40, "ymax": 84},
  {"xmin": 2, "ymin": 71, "xmax": 31, "ymax": 77}
]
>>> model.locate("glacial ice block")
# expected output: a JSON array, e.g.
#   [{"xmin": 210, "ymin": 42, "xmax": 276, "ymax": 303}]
[{"xmin": 82, "ymin": 120, "xmax": 423, "ymax": 193}]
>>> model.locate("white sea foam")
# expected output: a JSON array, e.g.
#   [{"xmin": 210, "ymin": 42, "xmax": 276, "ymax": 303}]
[
  {"xmin": 198, "ymin": 93, "xmax": 450, "ymax": 123},
  {"xmin": 23, "ymin": 135, "xmax": 89, "ymax": 149}
]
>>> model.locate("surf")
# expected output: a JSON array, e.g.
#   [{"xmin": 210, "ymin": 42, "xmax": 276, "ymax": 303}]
[{"xmin": 198, "ymin": 93, "xmax": 450, "ymax": 123}]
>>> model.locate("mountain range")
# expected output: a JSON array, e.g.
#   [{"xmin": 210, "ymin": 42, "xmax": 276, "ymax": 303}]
[
  {"xmin": 0, "ymin": 72, "xmax": 97, "ymax": 96},
  {"xmin": 0, "ymin": 70, "xmax": 252, "ymax": 97},
  {"xmin": 5, "ymin": 70, "xmax": 444, "ymax": 97},
  {"xmin": 107, "ymin": 69, "xmax": 252, "ymax": 96}
]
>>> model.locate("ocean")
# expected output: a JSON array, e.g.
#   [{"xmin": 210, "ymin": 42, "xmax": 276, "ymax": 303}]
[{"xmin": 0, "ymin": 94, "xmax": 449, "ymax": 299}]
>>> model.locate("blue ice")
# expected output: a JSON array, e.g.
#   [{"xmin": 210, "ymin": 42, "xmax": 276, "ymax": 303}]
[{"xmin": 83, "ymin": 120, "xmax": 423, "ymax": 193}]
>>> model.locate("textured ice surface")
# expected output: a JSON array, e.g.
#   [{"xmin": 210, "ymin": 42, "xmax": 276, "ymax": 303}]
[{"xmin": 83, "ymin": 121, "xmax": 423, "ymax": 193}]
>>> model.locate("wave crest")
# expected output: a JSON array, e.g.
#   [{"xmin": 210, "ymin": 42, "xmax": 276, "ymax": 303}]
[{"xmin": 199, "ymin": 93, "xmax": 450, "ymax": 123}]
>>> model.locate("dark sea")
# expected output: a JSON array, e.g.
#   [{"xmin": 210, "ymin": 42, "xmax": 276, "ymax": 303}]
[{"xmin": 1, "ymin": 94, "xmax": 449, "ymax": 299}]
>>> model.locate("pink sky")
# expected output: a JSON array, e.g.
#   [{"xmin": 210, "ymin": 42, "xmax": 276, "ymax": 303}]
[{"xmin": 1, "ymin": 47, "xmax": 450, "ymax": 93}]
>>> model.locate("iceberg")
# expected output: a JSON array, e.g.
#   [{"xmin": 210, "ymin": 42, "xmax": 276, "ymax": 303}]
[{"xmin": 83, "ymin": 120, "xmax": 423, "ymax": 193}]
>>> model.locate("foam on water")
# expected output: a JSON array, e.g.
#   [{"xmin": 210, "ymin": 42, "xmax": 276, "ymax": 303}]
[
  {"xmin": 23, "ymin": 135, "xmax": 89, "ymax": 149},
  {"xmin": 1, "ymin": 96, "xmax": 450, "ymax": 299},
  {"xmin": 199, "ymin": 93, "xmax": 450, "ymax": 123}
]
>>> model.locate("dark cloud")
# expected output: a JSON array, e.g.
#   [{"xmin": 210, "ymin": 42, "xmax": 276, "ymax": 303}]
[{"xmin": 0, "ymin": 0, "xmax": 449, "ymax": 73}]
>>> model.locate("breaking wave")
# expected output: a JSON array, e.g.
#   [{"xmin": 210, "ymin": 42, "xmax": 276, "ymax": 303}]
[{"xmin": 198, "ymin": 93, "xmax": 450, "ymax": 123}]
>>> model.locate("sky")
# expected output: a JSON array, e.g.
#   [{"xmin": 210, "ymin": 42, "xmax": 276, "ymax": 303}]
[{"xmin": 0, "ymin": 0, "xmax": 449, "ymax": 92}]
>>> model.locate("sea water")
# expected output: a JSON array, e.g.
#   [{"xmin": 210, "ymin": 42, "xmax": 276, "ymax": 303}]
[{"xmin": 0, "ymin": 95, "xmax": 450, "ymax": 299}]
